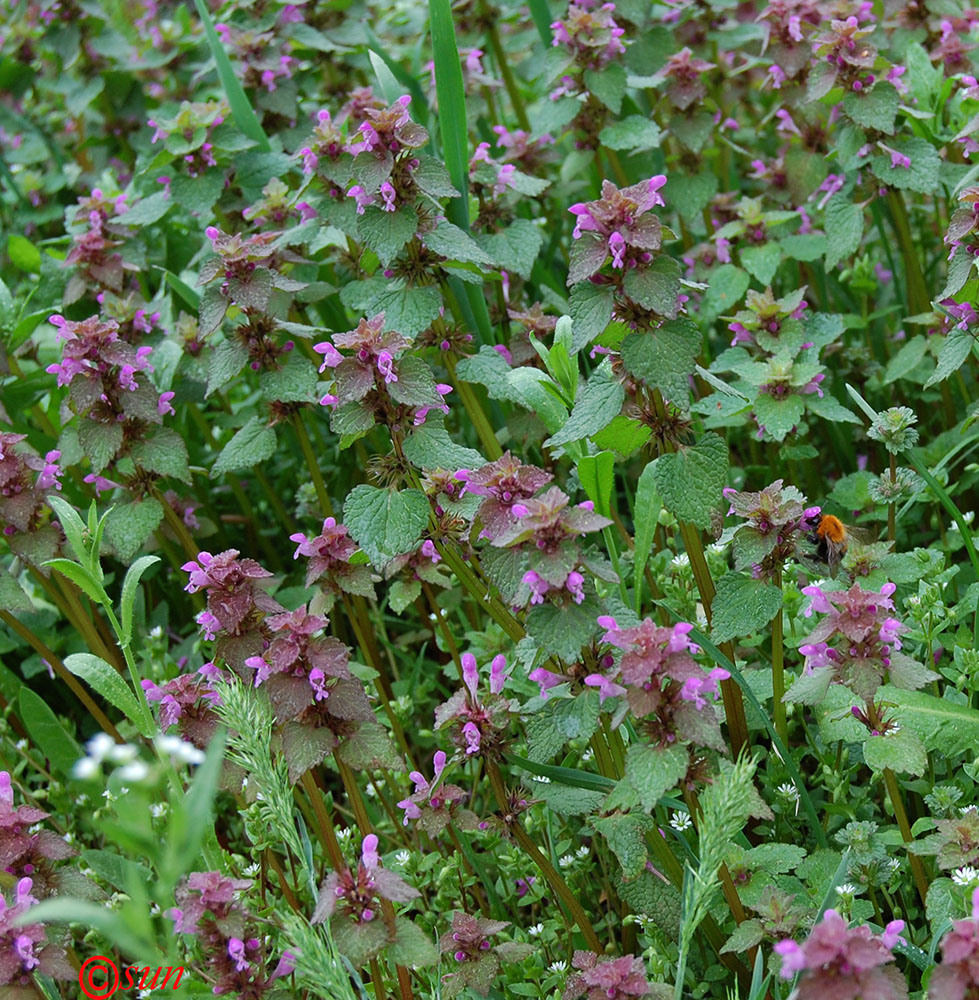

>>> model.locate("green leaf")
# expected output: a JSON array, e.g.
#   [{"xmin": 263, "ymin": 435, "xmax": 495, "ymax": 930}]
[
  {"xmin": 869, "ymin": 138, "xmax": 941, "ymax": 195},
  {"xmin": 120, "ymin": 555, "xmax": 160, "ymax": 648},
  {"xmin": 387, "ymin": 578, "xmax": 421, "ymax": 613},
  {"xmin": 0, "ymin": 566, "xmax": 33, "ymax": 614},
  {"xmin": 701, "ymin": 265, "xmax": 750, "ymax": 322},
  {"xmin": 7, "ymin": 234, "xmax": 40, "ymax": 273},
  {"xmin": 842, "ymin": 83, "xmax": 899, "ymax": 134},
  {"xmin": 18, "ymin": 688, "xmax": 81, "ymax": 778},
  {"xmin": 17, "ymin": 898, "xmax": 149, "ymax": 959},
  {"xmin": 577, "ymin": 452, "xmax": 615, "ymax": 518},
  {"xmin": 387, "ymin": 917, "xmax": 439, "ymax": 969},
  {"xmin": 584, "ymin": 63, "xmax": 626, "ymax": 113},
  {"xmin": 191, "ymin": 0, "xmax": 270, "ymax": 150},
  {"xmin": 633, "ymin": 462, "xmax": 661, "ymax": 607},
  {"xmin": 357, "ymin": 205, "xmax": 418, "ymax": 267},
  {"xmin": 403, "ymin": 416, "xmax": 484, "ymax": 470},
  {"xmin": 120, "ymin": 192, "xmax": 171, "ymax": 226},
  {"xmin": 63, "ymin": 653, "xmax": 149, "ymax": 737},
  {"xmin": 740, "ymin": 243, "xmax": 782, "ymax": 285},
  {"xmin": 343, "ymin": 485, "xmax": 430, "ymax": 567},
  {"xmin": 130, "ymin": 428, "xmax": 191, "ymax": 483},
  {"xmin": 475, "ymin": 219, "xmax": 542, "ymax": 279},
  {"xmin": 212, "ymin": 417, "xmax": 277, "ymax": 476},
  {"xmin": 526, "ymin": 597, "xmax": 600, "ymax": 661},
  {"xmin": 546, "ymin": 371, "xmax": 624, "ymax": 448},
  {"xmin": 428, "ymin": 0, "xmax": 469, "ymax": 230},
  {"xmin": 710, "ymin": 572, "xmax": 783, "ymax": 644},
  {"xmin": 341, "ymin": 278, "xmax": 442, "ymax": 338},
  {"xmin": 43, "ymin": 559, "xmax": 105, "ymax": 604},
  {"xmin": 652, "ymin": 432, "xmax": 728, "ymax": 530},
  {"xmin": 622, "ymin": 257, "xmax": 681, "ymax": 316},
  {"xmin": 78, "ymin": 420, "xmax": 123, "ymax": 474},
  {"xmin": 570, "ymin": 282, "xmax": 616, "ymax": 352},
  {"xmin": 752, "ymin": 391, "xmax": 805, "ymax": 442},
  {"xmin": 925, "ymin": 330, "xmax": 973, "ymax": 387},
  {"xmin": 620, "ymin": 317, "xmax": 702, "ymax": 410},
  {"xmin": 524, "ymin": 691, "xmax": 601, "ymax": 761},
  {"xmin": 104, "ymin": 499, "xmax": 164, "ymax": 564},
  {"xmin": 824, "ymin": 196, "xmax": 863, "ymax": 270},
  {"xmin": 507, "ymin": 753, "xmax": 614, "ymax": 792},
  {"xmin": 780, "ymin": 234, "xmax": 828, "ymax": 262},
  {"xmin": 941, "ymin": 248, "xmax": 975, "ymax": 299},
  {"xmin": 594, "ymin": 812, "xmax": 653, "ymax": 879},
  {"xmin": 259, "ymin": 353, "xmax": 319, "ymax": 403},
  {"xmin": 422, "ymin": 221, "xmax": 493, "ymax": 266},
  {"xmin": 80, "ymin": 849, "xmax": 152, "ymax": 894},
  {"xmin": 863, "ymin": 728, "xmax": 927, "ymax": 776},
  {"xmin": 624, "ymin": 743, "xmax": 688, "ymax": 811},
  {"xmin": 171, "ymin": 729, "xmax": 226, "ymax": 872},
  {"xmin": 598, "ymin": 115, "xmax": 662, "ymax": 151},
  {"xmin": 665, "ymin": 172, "xmax": 718, "ymax": 226}
]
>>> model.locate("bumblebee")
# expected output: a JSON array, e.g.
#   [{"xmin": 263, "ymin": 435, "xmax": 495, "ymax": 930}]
[{"xmin": 810, "ymin": 515, "xmax": 849, "ymax": 578}]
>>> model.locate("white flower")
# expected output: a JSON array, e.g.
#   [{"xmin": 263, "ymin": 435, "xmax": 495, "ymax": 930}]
[
  {"xmin": 669, "ymin": 811, "xmax": 693, "ymax": 832},
  {"xmin": 558, "ymin": 854, "xmax": 575, "ymax": 869},
  {"xmin": 157, "ymin": 734, "xmax": 205, "ymax": 765},
  {"xmin": 15, "ymin": 739, "xmax": 27, "ymax": 751},
  {"xmin": 101, "ymin": 788, "xmax": 115, "ymax": 801},
  {"xmin": 776, "ymin": 783, "xmax": 799, "ymax": 800},
  {"xmin": 86, "ymin": 733, "xmax": 116, "ymax": 761},
  {"xmin": 73, "ymin": 757, "xmax": 100, "ymax": 780},
  {"xmin": 835, "ymin": 883, "xmax": 859, "ymax": 898},
  {"xmin": 528, "ymin": 923, "xmax": 544, "ymax": 937},
  {"xmin": 952, "ymin": 866, "xmax": 979, "ymax": 887},
  {"xmin": 395, "ymin": 850, "xmax": 411, "ymax": 866},
  {"xmin": 108, "ymin": 743, "xmax": 139, "ymax": 764},
  {"xmin": 581, "ymin": 748, "xmax": 594, "ymax": 763},
  {"xmin": 117, "ymin": 761, "xmax": 150, "ymax": 783},
  {"xmin": 549, "ymin": 961, "xmax": 568, "ymax": 973},
  {"xmin": 671, "ymin": 553, "xmax": 690, "ymax": 569},
  {"xmin": 243, "ymin": 862, "xmax": 260, "ymax": 877},
  {"xmin": 150, "ymin": 625, "xmax": 164, "ymax": 638},
  {"xmin": 534, "ymin": 775, "xmax": 551, "ymax": 785},
  {"xmin": 150, "ymin": 803, "xmax": 168, "ymax": 818},
  {"xmin": 576, "ymin": 845, "xmax": 589, "ymax": 859}
]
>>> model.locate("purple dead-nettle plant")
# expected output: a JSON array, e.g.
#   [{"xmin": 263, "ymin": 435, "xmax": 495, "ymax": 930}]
[
  {"xmin": 727, "ymin": 287, "xmax": 810, "ymax": 350},
  {"xmin": 182, "ymin": 549, "xmax": 283, "ymax": 667},
  {"xmin": 585, "ymin": 616, "xmax": 729, "ymax": 751},
  {"xmin": 314, "ymin": 313, "xmax": 450, "ymax": 434},
  {"xmin": 0, "ymin": 877, "xmax": 74, "ymax": 988},
  {"xmin": 435, "ymin": 652, "xmax": 516, "ymax": 759},
  {"xmin": 170, "ymin": 871, "xmax": 294, "ymax": 998},
  {"xmin": 289, "ymin": 516, "xmax": 377, "ymax": 610},
  {"xmin": 774, "ymin": 909, "xmax": 908, "ymax": 1000},
  {"xmin": 0, "ymin": 432, "xmax": 62, "ymax": 559},
  {"xmin": 397, "ymin": 750, "xmax": 480, "ymax": 836},
  {"xmin": 793, "ymin": 581, "xmax": 936, "ymax": 705},
  {"xmin": 314, "ymin": 834, "xmax": 419, "ymax": 923},
  {"xmin": 722, "ymin": 479, "xmax": 820, "ymax": 580},
  {"xmin": 456, "ymin": 452, "xmax": 553, "ymax": 541},
  {"xmin": 929, "ymin": 886, "xmax": 979, "ymax": 998},
  {"xmin": 563, "ymin": 950, "xmax": 658, "ymax": 1000},
  {"xmin": 438, "ymin": 911, "xmax": 532, "ymax": 998},
  {"xmin": 142, "ymin": 668, "xmax": 225, "ymax": 750}
]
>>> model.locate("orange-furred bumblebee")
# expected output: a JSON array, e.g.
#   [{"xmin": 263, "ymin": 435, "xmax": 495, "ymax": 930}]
[{"xmin": 808, "ymin": 514, "xmax": 869, "ymax": 578}]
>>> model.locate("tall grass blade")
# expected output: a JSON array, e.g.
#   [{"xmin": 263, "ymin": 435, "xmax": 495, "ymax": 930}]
[{"xmin": 191, "ymin": 0, "xmax": 271, "ymax": 151}]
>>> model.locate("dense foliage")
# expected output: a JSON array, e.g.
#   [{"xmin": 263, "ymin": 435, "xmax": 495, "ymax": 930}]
[{"xmin": 2, "ymin": 0, "xmax": 979, "ymax": 997}]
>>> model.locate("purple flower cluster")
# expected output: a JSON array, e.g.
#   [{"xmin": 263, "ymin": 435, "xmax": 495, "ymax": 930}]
[
  {"xmin": 170, "ymin": 871, "xmax": 295, "ymax": 997},
  {"xmin": 435, "ymin": 653, "xmax": 515, "ymax": 760},
  {"xmin": 585, "ymin": 616, "xmax": 729, "ymax": 751},
  {"xmin": 289, "ymin": 516, "xmax": 377, "ymax": 606},
  {"xmin": 551, "ymin": 2, "xmax": 626, "ymax": 71},
  {"xmin": 0, "ymin": 877, "xmax": 74, "ymax": 988},
  {"xmin": 930, "ymin": 887, "xmax": 979, "ymax": 998},
  {"xmin": 564, "ymin": 950, "xmax": 655, "ymax": 1000},
  {"xmin": 774, "ymin": 910, "xmax": 908, "ymax": 1000},
  {"xmin": 0, "ymin": 433, "xmax": 62, "ymax": 539}
]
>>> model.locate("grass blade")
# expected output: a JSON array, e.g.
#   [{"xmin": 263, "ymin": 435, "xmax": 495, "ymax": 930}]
[{"xmin": 191, "ymin": 0, "xmax": 270, "ymax": 151}]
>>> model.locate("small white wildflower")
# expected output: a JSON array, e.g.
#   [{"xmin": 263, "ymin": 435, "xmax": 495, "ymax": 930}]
[
  {"xmin": 576, "ymin": 845, "xmax": 589, "ymax": 859},
  {"xmin": 117, "ymin": 762, "xmax": 150, "ymax": 783},
  {"xmin": 364, "ymin": 783, "xmax": 377, "ymax": 798},
  {"xmin": 118, "ymin": 786, "xmax": 130, "ymax": 795},
  {"xmin": 108, "ymin": 743, "xmax": 139, "ymax": 764},
  {"xmin": 669, "ymin": 811, "xmax": 693, "ymax": 832},
  {"xmin": 776, "ymin": 783, "xmax": 799, "ymax": 800},
  {"xmin": 243, "ymin": 862, "xmax": 260, "ymax": 877},
  {"xmin": 961, "ymin": 806, "xmax": 979, "ymax": 817},
  {"xmin": 885, "ymin": 858, "xmax": 901, "ymax": 875},
  {"xmin": 558, "ymin": 854, "xmax": 575, "ymax": 869},
  {"xmin": 337, "ymin": 827, "xmax": 353, "ymax": 843},
  {"xmin": 671, "ymin": 553, "xmax": 690, "ymax": 569},
  {"xmin": 836, "ymin": 883, "xmax": 859, "ymax": 898},
  {"xmin": 62, "ymin": 831, "xmax": 75, "ymax": 844},
  {"xmin": 150, "ymin": 625, "xmax": 164, "ymax": 638},
  {"xmin": 395, "ymin": 850, "xmax": 411, "ymax": 866},
  {"xmin": 953, "ymin": 866, "xmax": 979, "ymax": 887},
  {"xmin": 549, "ymin": 961, "xmax": 568, "ymax": 973},
  {"xmin": 73, "ymin": 757, "xmax": 100, "ymax": 780},
  {"xmin": 965, "ymin": 511, "xmax": 976, "ymax": 526},
  {"xmin": 86, "ymin": 733, "xmax": 115, "ymax": 762},
  {"xmin": 149, "ymin": 903, "xmax": 161, "ymax": 916},
  {"xmin": 77, "ymin": 793, "xmax": 88, "ymax": 805},
  {"xmin": 528, "ymin": 923, "xmax": 544, "ymax": 937},
  {"xmin": 15, "ymin": 739, "xmax": 27, "ymax": 751},
  {"xmin": 534, "ymin": 775, "xmax": 551, "ymax": 785},
  {"xmin": 101, "ymin": 788, "xmax": 115, "ymax": 801},
  {"xmin": 150, "ymin": 803, "xmax": 167, "ymax": 818},
  {"xmin": 581, "ymin": 748, "xmax": 594, "ymax": 763},
  {"xmin": 634, "ymin": 915, "xmax": 655, "ymax": 931}
]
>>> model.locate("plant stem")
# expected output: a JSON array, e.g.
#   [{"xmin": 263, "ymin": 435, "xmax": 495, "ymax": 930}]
[
  {"xmin": 772, "ymin": 568, "xmax": 787, "ymax": 744},
  {"xmin": 293, "ymin": 412, "xmax": 334, "ymax": 516},
  {"xmin": 888, "ymin": 452, "xmax": 897, "ymax": 544},
  {"xmin": 881, "ymin": 767, "xmax": 930, "ymax": 907},
  {"xmin": 443, "ymin": 351, "xmax": 503, "ymax": 460},
  {"xmin": 485, "ymin": 760, "xmax": 602, "ymax": 950},
  {"xmin": 480, "ymin": 7, "xmax": 530, "ymax": 129}
]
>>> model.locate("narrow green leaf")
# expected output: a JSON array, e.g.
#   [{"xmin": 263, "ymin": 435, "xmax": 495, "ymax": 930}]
[
  {"xmin": 172, "ymin": 728, "xmax": 227, "ymax": 872},
  {"xmin": 191, "ymin": 0, "xmax": 271, "ymax": 151},
  {"xmin": 577, "ymin": 452, "xmax": 615, "ymax": 518},
  {"xmin": 63, "ymin": 653, "xmax": 150, "ymax": 737},
  {"xmin": 45, "ymin": 495, "xmax": 88, "ymax": 565},
  {"xmin": 633, "ymin": 463, "xmax": 661, "ymax": 614},
  {"xmin": 507, "ymin": 753, "xmax": 616, "ymax": 792},
  {"xmin": 427, "ymin": 0, "xmax": 469, "ymax": 230},
  {"xmin": 18, "ymin": 689, "xmax": 82, "ymax": 778},
  {"xmin": 43, "ymin": 559, "xmax": 106, "ymax": 605},
  {"xmin": 16, "ymin": 898, "xmax": 151, "ymax": 959}
]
